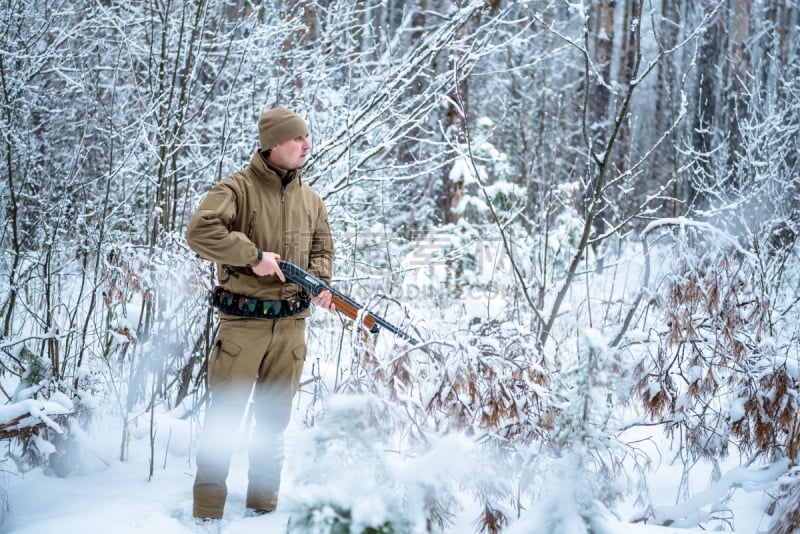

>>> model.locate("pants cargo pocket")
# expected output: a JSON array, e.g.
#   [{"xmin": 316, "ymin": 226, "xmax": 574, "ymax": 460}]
[
  {"xmin": 290, "ymin": 319, "xmax": 307, "ymax": 394},
  {"xmin": 289, "ymin": 344, "xmax": 306, "ymax": 396},
  {"xmin": 208, "ymin": 338, "xmax": 242, "ymax": 387}
]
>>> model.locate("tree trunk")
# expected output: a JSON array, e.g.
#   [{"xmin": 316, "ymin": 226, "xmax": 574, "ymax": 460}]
[
  {"xmin": 616, "ymin": 0, "xmax": 640, "ymax": 174},
  {"xmin": 591, "ymin": 0, "xmax": 615, "ymax": 145},
  {"xmin": 440, "ymin": 0, "xmax": 469, "ymax": 225},
  {"xmin": 585, "ymin": 0, "xmax": 616, "ymax": 242},
  {"xmin": 726, "ymin": 0, "xmax": 750, "ymax": 183},
  {"xmin": 654, "ymin": 0, "xmax": 683, "ymax": 215},
  {"xmin": 690, "ymin": 10, "xmax": 723, "ymax": 209}
]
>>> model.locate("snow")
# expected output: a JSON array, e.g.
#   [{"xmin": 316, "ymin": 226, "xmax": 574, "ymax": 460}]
[
  {"xmin": 2, "ymin": 0, "xmax": 798, "ymax": 531},
  {"xmin": 4, "ymin": 448, "xmax": 293, "ymax": 533},
  {"xmin": 650, "ymin": 460, "xmax": 788, "ymax": 528},
  {"xmin": 1, "ymin": 225, "xmax": 785, "ymax": 533},
  {"xmin": 0, "ymin": 394, "xmax": 778, "ymax": 534},
  {"xmin": 0, "ymin": 398, "xmax": 71, "ymax": 434}
]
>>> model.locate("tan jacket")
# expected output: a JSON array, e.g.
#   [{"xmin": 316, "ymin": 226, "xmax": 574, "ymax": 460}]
[{"xmin": 186, "ymin": 151, "xmax": 334, "ymax": 307}]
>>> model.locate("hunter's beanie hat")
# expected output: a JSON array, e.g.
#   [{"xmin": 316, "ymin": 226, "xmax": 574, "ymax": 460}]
[{"xmin": 258, "ymin": 108, "xmax": 308, "ymax": 150}]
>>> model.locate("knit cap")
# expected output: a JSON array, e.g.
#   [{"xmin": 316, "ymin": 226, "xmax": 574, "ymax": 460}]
[{"xmin": 258, "ymin": 108, "xmax": 308, "ymax": 150}]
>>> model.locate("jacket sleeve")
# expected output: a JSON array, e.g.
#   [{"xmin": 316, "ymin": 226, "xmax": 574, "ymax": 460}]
[
  {"xmin": 185, "ymin": 180, "xmax": 260, "ymax": 267},
  {"xmin": 309, "ymin": 199, "xmax": 335, "ymax": 284}
]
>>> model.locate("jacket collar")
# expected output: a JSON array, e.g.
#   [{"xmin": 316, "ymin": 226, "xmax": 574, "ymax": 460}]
[{"xmin": 249, "ymin": 151, "xmax": 302, "ymax": 188}]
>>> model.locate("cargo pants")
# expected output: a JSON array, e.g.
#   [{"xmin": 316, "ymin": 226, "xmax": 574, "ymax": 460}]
[{"xmin": 193, "ymin": 315, "xmax": 307, "ymax": 519}]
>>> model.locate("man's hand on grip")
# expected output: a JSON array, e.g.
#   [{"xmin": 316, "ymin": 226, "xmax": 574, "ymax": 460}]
[{"xmin": 253, "ymin": 251, "xmax": 284, "ymax": 281}]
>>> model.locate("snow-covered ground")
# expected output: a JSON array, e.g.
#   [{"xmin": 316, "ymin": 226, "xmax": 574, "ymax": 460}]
[
  {"xmin": 0, "ymin": 239, "xmax": 784, "ymax": 534},
  {"xmin": 1, "ymin": 399, "xmax": 775, "ymax": 534}
]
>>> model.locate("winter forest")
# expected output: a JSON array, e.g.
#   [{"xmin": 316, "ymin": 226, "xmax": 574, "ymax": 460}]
[{"xmin": 1, "ymin": 0, "xmax": 799, "ymax": 532}]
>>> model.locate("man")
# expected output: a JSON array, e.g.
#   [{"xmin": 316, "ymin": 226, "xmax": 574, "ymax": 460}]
[{"xmin": 185, "ymin": 107, "xmax": 335, "ymax": 521}]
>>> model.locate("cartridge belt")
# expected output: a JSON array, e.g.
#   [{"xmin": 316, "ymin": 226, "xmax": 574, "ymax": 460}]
[{"xmin": 211, "ymin": 286, "xmax": 309, "ymax": 319}]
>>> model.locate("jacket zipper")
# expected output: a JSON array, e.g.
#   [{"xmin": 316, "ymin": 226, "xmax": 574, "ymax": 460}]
[{"xmin": 281, "ymin": 185, "xmax": 287, "ymax": 259}]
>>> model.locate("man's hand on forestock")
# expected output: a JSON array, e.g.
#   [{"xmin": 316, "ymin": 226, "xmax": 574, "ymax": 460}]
[
  {"xmin": 253, "ymin": 251, "xmax": 285, "ymax": 281},
  {"xmin": 311, "ymin": 289, "xmax": 335, "ymax": 313}
]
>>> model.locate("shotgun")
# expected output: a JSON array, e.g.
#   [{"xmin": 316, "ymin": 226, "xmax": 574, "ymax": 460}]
[{"xmin": 280, "ymin": 260, "xmax": 419, "ymax": 346}]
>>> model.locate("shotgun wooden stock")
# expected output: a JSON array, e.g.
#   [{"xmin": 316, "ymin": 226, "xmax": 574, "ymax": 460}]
[{"xmin": 330, "ymin": 293, "xmax": 378, "ymax": 331}]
